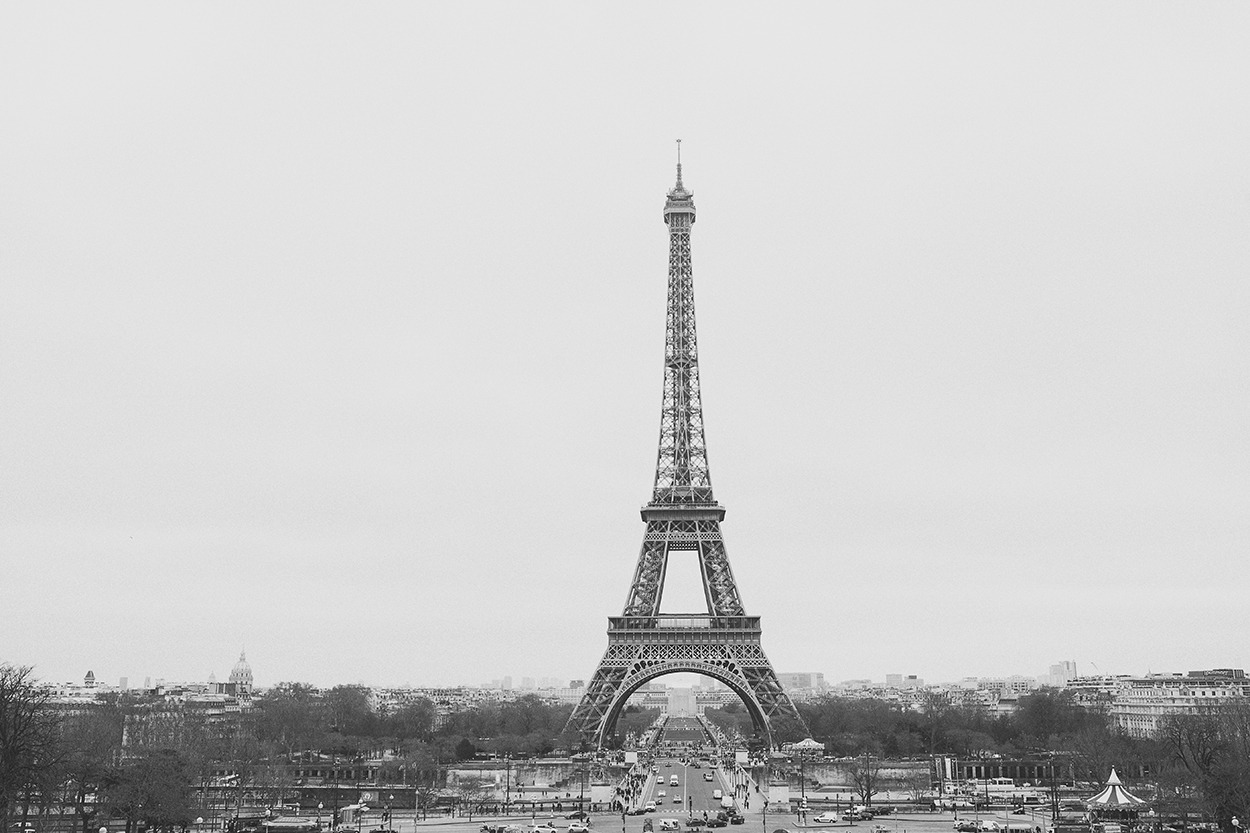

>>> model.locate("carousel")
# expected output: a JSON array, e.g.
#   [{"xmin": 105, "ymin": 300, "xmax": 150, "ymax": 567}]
[{"xmin": 1086, "ymin": 769, "xmax": 1148, "ymax": 832}]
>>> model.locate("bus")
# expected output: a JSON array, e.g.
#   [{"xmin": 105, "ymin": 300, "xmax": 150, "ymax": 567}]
[{"xmin": 261, "ymin": 820, "xmax": 320, "ymax": 833}]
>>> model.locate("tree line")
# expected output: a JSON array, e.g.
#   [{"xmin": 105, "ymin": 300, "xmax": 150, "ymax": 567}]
[
  {"xmin": 704, "ymin": 688, "xmax": 1250, "ymax": 825},
  {"xmin": 9, "ymin": 663, "xmax": 1250, "ymax": 832},
  {"xmin": 1, "ymin": 666, "xmax": 657, "ymax": 833}
]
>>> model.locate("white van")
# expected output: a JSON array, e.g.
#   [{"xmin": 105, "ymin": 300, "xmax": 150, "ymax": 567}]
[
  {"xmin": 670, "ymin": 775, "xmax": 680, "ymax": 787},
  {"xmin": 712, "ymin": 790, "xmax": 722, "ymax": 800}
]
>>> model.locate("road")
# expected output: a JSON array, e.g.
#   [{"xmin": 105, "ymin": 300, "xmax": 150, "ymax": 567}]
[
  {"xmin": 641, "ymin": 757, "xmax": 731, "ymax": 821},
  {"xmin": 373, "ymin": 805, "xmax": 1051, "ymax": 833}
]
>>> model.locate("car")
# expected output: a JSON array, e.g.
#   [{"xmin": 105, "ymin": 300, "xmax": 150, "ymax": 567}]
[
  {"xmin": 704, "ymin": 773, "xmax": 714, "ymax": 782},
  {"xmin": 568, "ymin": 824, "xmax": 591, "ymax": 833},
  {"xmin": 844, "ymin": 813, "xmax": 873, "ymax": 822},
  {"xmin": 653, "ymin": 767, "xmax": 660, "ymax": 773},
  {"xmin": 566, "ymin": 812, "xmax": 591, "ymax": 820},
  {"xmin": 813, "ymin": 814, "xmax": 839, "ymax": 825},
  {"xmin": 645, "ymin": 802, "xmax": 657, "ymax": 813},
  {"xmin": 728, "ymin": 818, "xmax": 744, "ymax": 827},
  {"xmin": 706, "ymin": 820, "xmax": 726, "ymax": 829},
  {"xmin": 871, "ymin": 826, "xmax": 889, "ymax": 833},
  {"xmin": 713, "ymin": 790, "xmax": 723, "ymax": 800},
  {"xmin": 658, "ymin": 791, "xmax": 667, "ymax": 798},
  {"xmin": 953, "ymin": 823, "xmax": 980, "ymax": 833},
  {"xmin": 1011, "ymin": 809, "xmax": 1027, "ymax": 816},
  {"xmin": 529, "ymin": 826, "xmax": 559, "ymax": 833},
  {"xmin": 673, "ymin": 796, "xmax": 682, "ymax": 804},
  {"xmin": 659, "ymin": 821, "xmax": 682, "ymax": 832},
  {"xmin": 665, "ymin": 763, "xmax": 673, "ymax": 768}
]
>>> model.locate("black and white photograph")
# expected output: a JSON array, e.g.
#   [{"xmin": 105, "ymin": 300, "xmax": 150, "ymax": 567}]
[{"xmin": 2, "ymin": 4, "xmax": 1248, "ymax": 833}]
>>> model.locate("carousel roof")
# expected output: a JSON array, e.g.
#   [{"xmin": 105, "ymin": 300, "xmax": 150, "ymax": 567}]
[
  {"xmin": 1087, "ymin": 768, "xmax": 1147, "ymax": 806},
  {"xmin": 793, "ymin": 738, "xmax": 824, "ymax": 749}
]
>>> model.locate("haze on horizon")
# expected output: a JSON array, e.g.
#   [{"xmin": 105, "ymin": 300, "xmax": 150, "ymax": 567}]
[{"xmin": 2, "ymin": 3, "xmax": 1248, "ymax": 692}]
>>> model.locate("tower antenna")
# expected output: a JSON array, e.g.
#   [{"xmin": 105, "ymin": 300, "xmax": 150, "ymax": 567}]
[{"xmin": 675, "ymin": 139, "xmax": 683, "ymax": 188}]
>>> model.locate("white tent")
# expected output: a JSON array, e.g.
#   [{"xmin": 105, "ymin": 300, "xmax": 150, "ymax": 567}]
[{"xmin": 1087, "ymin": 768, "xmax": 1147, "ymax": 807}]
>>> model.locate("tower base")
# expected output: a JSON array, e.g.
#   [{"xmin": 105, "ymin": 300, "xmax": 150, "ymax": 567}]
[{"xmin": 566, "ymin": 615, "xmax": 807, "ymax": 748}]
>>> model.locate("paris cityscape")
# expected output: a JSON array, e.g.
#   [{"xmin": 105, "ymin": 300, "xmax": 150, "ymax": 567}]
[{"xmin": 3, "ymin": 7, "xmax": 1247, "ymax": 833}]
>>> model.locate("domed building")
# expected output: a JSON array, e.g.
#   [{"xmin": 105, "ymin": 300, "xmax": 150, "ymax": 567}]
[{"xmin": 228, "ymin": 650, "xmax": 253, "ymax": 696}]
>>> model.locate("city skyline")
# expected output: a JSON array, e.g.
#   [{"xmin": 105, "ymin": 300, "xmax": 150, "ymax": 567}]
[
  {"xmin": 23, "ymin": 653, "xmax": 1209, "ymax": 694},
  {"xmin": 3, "ymin": 5, "xmax": 1248, "ymax": 690}
]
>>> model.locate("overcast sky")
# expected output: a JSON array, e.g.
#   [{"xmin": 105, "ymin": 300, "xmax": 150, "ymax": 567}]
[{"xmin": 3, "ymin": 3, "xmax": 1248, "ymax": 691}]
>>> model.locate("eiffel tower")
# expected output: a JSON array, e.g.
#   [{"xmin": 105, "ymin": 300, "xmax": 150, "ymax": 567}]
[{"xmin": 566, "ymin": 153, "xmax": 808, "ymax": 749}]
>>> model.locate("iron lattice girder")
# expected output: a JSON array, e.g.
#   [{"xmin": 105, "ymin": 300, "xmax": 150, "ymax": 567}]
[
  {"xmin": 566, "ymin": 166, "xmax": 809, "ymax": 747},
  {"xmin": 654, "ymin": 189, "xmax": 712, "ymax": 505},
  {"xmin": 622, "ymin": 516, "xmax": 745, "ymax": 617}
]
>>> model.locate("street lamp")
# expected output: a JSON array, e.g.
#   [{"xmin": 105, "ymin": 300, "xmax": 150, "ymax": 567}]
[
  {"xmin": 685, "ymin": 755, "xmax": 695, "ymax": 815},
  {"xmin": 504, "ymin": 755, "xmax": 512, "ymax": 816},
  {"xmin": 580, "ymin": 758, "xmax": 587, "ymax": 816},
  {"xmin": 331, "ymin": 762, "xmax": 341, "ymax": 833},
  {"xmin": 799, "ymin": 754, "xmax": 806, "ymax": 806}
]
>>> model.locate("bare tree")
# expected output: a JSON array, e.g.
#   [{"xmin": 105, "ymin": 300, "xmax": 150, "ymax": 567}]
[
  {"xmin": 906, "ymin": 769, "xmax": 932, "ymax": 804},
  {"xmin": 848, "ymin": 752, "xmax": 881, "ymax": 808},
  {"xmin": 0, "ymin": 665, "xmax": 61, "ymax": 825},
  {"xmin": 56, "ymin": 703, "xmax": 124, "ymax": 833},
  {"xmin": 1158, "ymin": 701, "xmax": 1250, "ymax": 825},
  {"xmin": 919, "ymin": 691, "xmax": 952, "ymax": 755},
  {"xmin": 451, "ymin": 774, "xmax": 495, "ymax": 821}
]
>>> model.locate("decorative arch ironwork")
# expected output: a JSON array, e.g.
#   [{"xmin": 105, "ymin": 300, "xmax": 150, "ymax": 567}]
[{"xmin": 597, "ymin": 659, "xmax": 771, "ymax": 749}]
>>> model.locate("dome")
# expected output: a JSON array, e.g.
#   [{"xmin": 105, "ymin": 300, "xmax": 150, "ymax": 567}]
[{"xmin": 228, "ymin": 650, "xmax": 253, "ymax": 691}]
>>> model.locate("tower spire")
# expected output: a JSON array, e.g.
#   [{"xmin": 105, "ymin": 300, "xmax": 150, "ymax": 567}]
[{"xmin": 657, "ymin": 146, "xmax": 706, "ymax": 504}]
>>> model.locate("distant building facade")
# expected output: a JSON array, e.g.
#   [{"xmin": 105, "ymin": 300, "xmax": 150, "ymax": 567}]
[
  {"xmin": 778, "ymin": 672, "xmax": 828, "ymax": 700},
  {"xmin": 1110, "ymin": 669, "xmax": 1249, "ymax": 736}
]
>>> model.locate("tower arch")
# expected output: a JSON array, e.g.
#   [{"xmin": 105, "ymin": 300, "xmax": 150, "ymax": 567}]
[{"xmin": 597, "ymin": 661, "xmax": 771, "ymax": 749}]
